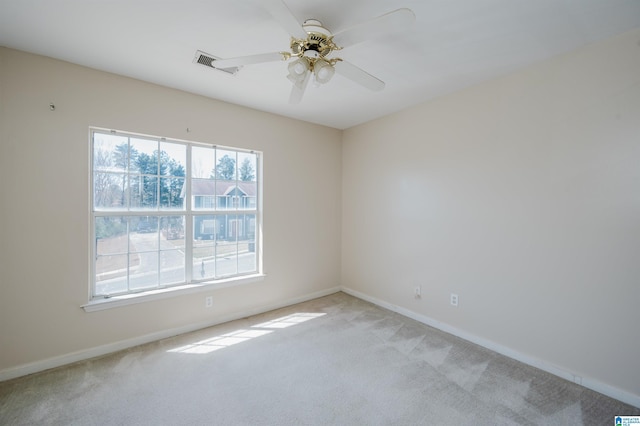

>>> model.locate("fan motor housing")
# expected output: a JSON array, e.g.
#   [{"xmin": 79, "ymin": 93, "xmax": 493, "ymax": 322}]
[{"xmin": 291, "ymin": 19, "xmax": 339, "ymax": 58}]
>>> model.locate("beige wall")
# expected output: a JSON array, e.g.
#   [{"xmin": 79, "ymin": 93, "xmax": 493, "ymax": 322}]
[
  {"xmin": 0, "ymin": 47, "xmax": 342, "ymax": 371},
  {"xmin": 342, "ymin": 28, "xmax": 640, "ymax": 400}
]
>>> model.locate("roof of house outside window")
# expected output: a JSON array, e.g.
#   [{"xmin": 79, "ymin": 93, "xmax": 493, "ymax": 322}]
[{"xmin": 188, "ymin": 179, "xmax": 257, "ymax": 197}]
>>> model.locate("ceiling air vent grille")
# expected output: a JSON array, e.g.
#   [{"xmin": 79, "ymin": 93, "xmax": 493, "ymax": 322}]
[{"xmin": 193, "ymin": 50, "xmax": 239, "ymax": 75}]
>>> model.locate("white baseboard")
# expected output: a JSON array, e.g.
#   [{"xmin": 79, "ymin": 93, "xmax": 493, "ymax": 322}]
[
  {"xmin": 340, "ymin": 286, "xmax": 640, "ymax": 409},
  {"xmin": 0, "ymin": 286, "xmax": 341, "ymax": 382}
]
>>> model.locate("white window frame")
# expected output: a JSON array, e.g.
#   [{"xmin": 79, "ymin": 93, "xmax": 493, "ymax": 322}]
[{"xmin": 85, "ymin": 128, "xmax": 263, "ymax": 311}]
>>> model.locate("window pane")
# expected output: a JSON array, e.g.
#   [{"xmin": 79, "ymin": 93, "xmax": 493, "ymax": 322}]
[
  {"xmin": 131, "ymin": 217, "xmax": 159, "ymax": 251},
  {"xmin": 95, "ymin": 254, "xmax": 128, "ymax": 281},
  {"xmin": 193, "ymin": 214, "xmax": 216, "ymax": 280},
  {"xmin": 161, "ymin": 215, "xmax": 186, "ymax": 283},
  {"xmin": 237, "ymin": 152, "xmax": 257, "ymax": 182},
  {"xmin": 192, "ymin": 178, "xmax": 215, "ymax": 210},
  {"xmin": 160, "ymin": 141, "xmax": 186, "ymax": 177},
  {"xmin": 160, "ymin": 250, "xmax": 184, "ymax": 286},
  {"xmin": 243, "ymin": 153, "xmax": 257, "ymax": 208},
  {"xmin": 238, "ymin": 181, "xmax": 257, "ymax": 210},
  {"xmin": 192, "ymin": 146, "xmax": 215, "ymax": 179},
  {"xmin": 161, "ymin": 216, "xmax": 185, "ymax": 247},
  {"xmin": 130, "ymin": 252, "xmax": 158, "ymax": 291},
  {"xmin": 130, "ymin": 176, "xmax": 158, "ymax": 209},
  {"xmin": 94, "ymin": 172, "xmax": 126, "ymax": 209},
  {"xmin": 129, "ymin": 213, "xmax": 159, "ymax": 291},
  {"xmin": 130, "ymin": 215, "xmax": 159, "ymax": 289},
  {"xmin": 216, "ymin": 181, "xmax": 235, "ymax": 211},
  {"xmin": 215, "ymin": 149, "xmax": 237, "ymax": 181},
  {"xmin": 160, "ymin": 177, "xmax": 185, "ymax": 209},
  {"xmin": 93, "ymin": 133, "xmax": 128, "ymax": 172},
  {"xmin": 239, "ymin": 214, "xmax": 257, "ymax": 274},
  {"xmin": 216, "ymin": 214, "xmax": 238, "ymax": 277},
  {"xmin": 130, "ymin": 138, "xmax": 159, "ymax": 174},
  {"xmin": 95, "ymin": 254, "xmax": 128, "ymax": 296},
  {"xmin": 94, "ymin": 215, "xmax": 130, "ymax": 296},
  {"xmin": 95, "ymin": 217, "xmax": 128, "ymax": 254},
  {"xmin": 193, "ymin": 255, "xmax": 215, "ymax": 281}
]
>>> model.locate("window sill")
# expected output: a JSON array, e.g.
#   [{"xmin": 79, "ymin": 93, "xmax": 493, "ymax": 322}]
[{"xmin": 82, "ymin": 274, "xmax": 265, "ymax": 313}]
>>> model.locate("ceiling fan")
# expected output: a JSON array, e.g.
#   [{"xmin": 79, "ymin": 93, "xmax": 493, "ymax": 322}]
[{"xmin": 210, "ymin": 0, "xmax": 415, "ymax": 104}]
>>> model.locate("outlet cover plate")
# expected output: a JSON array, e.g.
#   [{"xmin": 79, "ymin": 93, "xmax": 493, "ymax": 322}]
[{"xmin": 450, "ymin": 293, "xmax": 458, "ymax": 307}]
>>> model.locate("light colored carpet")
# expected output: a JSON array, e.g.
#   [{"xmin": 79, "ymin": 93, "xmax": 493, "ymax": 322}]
[{"xmin": 1, "ymin": 292, "xmax": 638, "ymax": 425}]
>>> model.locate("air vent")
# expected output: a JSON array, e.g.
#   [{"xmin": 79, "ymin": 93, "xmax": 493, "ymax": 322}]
[{"xmin": 193, "ymin": 50, "xmax": 239, "ymax": 75}]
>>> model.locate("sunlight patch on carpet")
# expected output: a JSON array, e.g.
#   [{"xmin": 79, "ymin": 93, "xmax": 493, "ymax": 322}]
[
  {"xmin": 168, "ymin": 329, "xmax": 273, "ymax": 354},
  {"xmin": 167, "ymin": 312, "xmax": 326, "ymax": 354},
  {"xmin": 253, "ymin": 312, "xmax": 326, "ymax": 329}
]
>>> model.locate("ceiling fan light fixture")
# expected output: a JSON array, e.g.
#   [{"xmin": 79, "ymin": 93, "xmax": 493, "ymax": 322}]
[
  {"xmin": 313, "ymin": 59, "xmax": 335, "ymax": 84},
  {"xmin": 287, "ymin": 58, "xmax": 310, "ymax": 83}
]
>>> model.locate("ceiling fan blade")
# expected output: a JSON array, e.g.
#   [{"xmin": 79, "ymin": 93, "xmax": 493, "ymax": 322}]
[
  {"xmin": 213, "ymin": 52, "xmax": 287, "ymax": 69},
  {"xmin": 289, "ymin": 71, "xmax": 311, "ymax": 104},
  {"xmin": 334, "ymin": 61, "xmax": 385, "ymax": 92},
  {"xmin": 262, "ymin": 0, "xmax": 308, "ymax": 40},
  {"xmin": 333, "ymin": 8, "xmax": 416, "ymax": 48}
]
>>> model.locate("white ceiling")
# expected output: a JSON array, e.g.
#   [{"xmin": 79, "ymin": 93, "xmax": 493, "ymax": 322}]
[{"xmin": 1, "ymin": 0, "xmax": 639, "ymax": 129}]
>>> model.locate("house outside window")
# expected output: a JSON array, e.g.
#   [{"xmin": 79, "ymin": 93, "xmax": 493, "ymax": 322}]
[{"xmin": 91, "ymin": 129, "xmax": 261, "ymax": 299}]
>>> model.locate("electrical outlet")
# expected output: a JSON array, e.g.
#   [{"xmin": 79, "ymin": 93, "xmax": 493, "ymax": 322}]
[
  {"xmin": 414, "ymin": 286, "xmax": 421, "ymax": 299},
  {"xmin": 205, "ymin": 296, "xmax": 213, "ymax": 308},
  {"xmin": 450, "ymin": 293, "xmax": 458, "ymax": 307}
]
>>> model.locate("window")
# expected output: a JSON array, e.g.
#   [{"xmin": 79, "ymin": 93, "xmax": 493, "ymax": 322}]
[{"xmin": 91, "ymin": 129, "xmax": 260, "ymax": 299}]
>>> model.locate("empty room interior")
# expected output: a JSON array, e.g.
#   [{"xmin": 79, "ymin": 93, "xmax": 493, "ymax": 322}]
[{"xmin": 1, "ymin": 0, "xmax": 640, "ymax": 424}]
